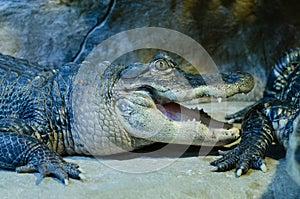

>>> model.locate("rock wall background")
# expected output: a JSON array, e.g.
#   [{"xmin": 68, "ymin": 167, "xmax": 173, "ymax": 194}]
[{"xmin": 0, "ymin": 0, "xmax": 300, "ymax": 99}]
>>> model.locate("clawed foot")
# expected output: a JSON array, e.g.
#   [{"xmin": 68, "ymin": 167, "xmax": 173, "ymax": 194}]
[
  {"xmin": 212, "ymin": 107, "xmax": 273, "ymax": 176},
  {"xmin": 16, "ymin": 159, "xmax": 86, "ymax": 185},
  {"xmin": 210, "ymin": 147, "xmax": 267, "ymax": 176},
  {"xmin": 15, "ymin": 142, "xmax": 86, "ymax": 185}
]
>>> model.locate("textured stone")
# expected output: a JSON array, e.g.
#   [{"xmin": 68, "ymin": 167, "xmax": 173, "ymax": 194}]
[
  {"xmin": 0, "ymin": 0, "xmax": 109, "ymax": 67},
  {"xmin": 0, "ymin": 1, "xmax": 300, "ymax": 99},
  {"xmin": 0, "ymin": 101, "xmax": 298, "ymax": 198},
  {"xmin": 0, "ymin": 152, "xmax": 299, "ymax": 198},
  {"xmin": 71, "ymin": 0, "xmax": 300, "ymax": 100}
]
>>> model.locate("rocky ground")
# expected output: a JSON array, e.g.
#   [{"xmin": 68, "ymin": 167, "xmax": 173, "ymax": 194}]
[
  {"xmin": 1, "ymin": 153, "xmax": 299, "ymax": 199},
  {"xmin": 0, "ymin": 102, "xmax": 299, "ymax": 199}
]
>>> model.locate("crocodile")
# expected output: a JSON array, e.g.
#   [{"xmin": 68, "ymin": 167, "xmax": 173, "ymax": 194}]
[
  {"xmin": 211, "ymin": 48, "xmax": 300, "ymax": 185},
  {"xmin": 0, "ymin": 52, "xmax": 254, "ymax": 184}
]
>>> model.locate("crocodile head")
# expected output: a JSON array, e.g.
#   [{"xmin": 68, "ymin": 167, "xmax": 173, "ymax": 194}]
[{"xmin": 113, "ymin": 53, "xmax": 254, "ymax": 148}]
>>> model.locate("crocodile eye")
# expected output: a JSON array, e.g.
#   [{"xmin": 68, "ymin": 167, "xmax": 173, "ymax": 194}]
[{"xmin": 154, "ymin": 59, "xmax": 169, "ymax": 71}]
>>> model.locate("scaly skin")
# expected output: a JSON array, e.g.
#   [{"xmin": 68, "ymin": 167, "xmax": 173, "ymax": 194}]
[
  {"xmin": 211, "ymin": 48, "xmax": 300, "ymax": 185},
  {"xmin": 0, "ymin": 52, "xmax": 254, "ymax": 184}
]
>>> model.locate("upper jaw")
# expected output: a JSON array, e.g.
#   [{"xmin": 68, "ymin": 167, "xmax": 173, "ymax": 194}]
[
  {"xmin": 152, "ymin": 71, "xmax": 254, "ymax": 104},
  {"xmin": 183, "ymin": 71, "xmax": 255, "ymax": 98}
]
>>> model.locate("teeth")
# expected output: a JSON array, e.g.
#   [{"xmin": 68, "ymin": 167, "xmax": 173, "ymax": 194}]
[
  {"xmin": 186, "ymin": 118, "xmax": 197, "ymax": 122},
  {"xmin": 217, "ymin": 97, "xmax": 222, "ymax": 103},
  {"xmin": 180, "ymin": 104, "xmax": 202, "ymax": 110},
  {"xmin": 196, "ymin": 106, "xmax": 202, "ymax": 110}
]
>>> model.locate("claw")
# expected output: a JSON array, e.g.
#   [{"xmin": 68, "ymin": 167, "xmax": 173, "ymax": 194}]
[
  {"xmin": 79, "ymin": 173, "xmax": 87, "ymax": 181},
  {"xmin": 236, "ymin": 168, "xmax": 243, "ymax": 177},
  {"xmin": 260, "ymin": 163, "xmax": 267, "ymax": 172},
  {"xmin": 210, "ymin": 167, "xmax": 219, "ymax": 172},
  {"xmin": 210, "ymin": 158, "xmax": 223, "ymax": 167},
  {"xmin": 78, "ymin": 167, "xmax": 86, "ymax": 174},
  {"xmin": 19, "ymin": 151, "xmax": 83, "ymax": 184},
  {"xmin": 64, "ymin": 179, "xmax": 70, "ymax": 185}
]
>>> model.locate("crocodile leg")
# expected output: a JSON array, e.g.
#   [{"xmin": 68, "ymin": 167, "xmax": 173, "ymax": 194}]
[
  {"xmin": 214, "ymin": 49, "xmax": 300, "ymax": 177},
  {"xmin": 0, "ymin": 119, "xmax": 84, "ymax": 184},
  {"xmin": 211, "ymin": 99, "xmax": 298, "ymax": 175},
  {"xmin": 210, "ymin": 109, "xmax": 274, "ymax": 175}
]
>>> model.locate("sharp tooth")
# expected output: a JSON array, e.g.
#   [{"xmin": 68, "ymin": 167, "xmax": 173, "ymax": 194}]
[
  {"xmin": 192, "ymin": 118, "xmax": 196, "ymax": 122},
  {"xmin": 217, "ymin": 97, "xmax": 222, "ymax": 103},
  {"xmin": 195, "ymin": 106, "xmax": 202, "ymax": 110},
  {"xmin": 187, "ymin": 105, "xmax": 198, "ymax": 110}
]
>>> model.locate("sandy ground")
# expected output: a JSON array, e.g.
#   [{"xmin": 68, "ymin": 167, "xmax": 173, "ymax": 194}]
[{"xmin": 0, "ymin": 101, "xmax": 299, "ymax": 199}]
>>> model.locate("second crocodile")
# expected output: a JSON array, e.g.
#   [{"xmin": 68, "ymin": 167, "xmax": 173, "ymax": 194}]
[{"xmin": 211, "ymin": 48, "xmax": 300, "ymax": 186}]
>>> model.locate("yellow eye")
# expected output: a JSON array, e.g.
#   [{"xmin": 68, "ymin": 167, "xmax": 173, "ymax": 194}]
[{"xmin": 155, "ymin": 59, "xmax": 169, "ymax": 71}]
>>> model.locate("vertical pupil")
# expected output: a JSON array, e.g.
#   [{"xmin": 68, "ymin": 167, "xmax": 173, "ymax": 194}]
[
  {"xmin": 160, "ymin": 62, "xmax": 163, "ymax": 68},
  {"xmin": 155, "ymin": 60, "xmax": 167, "ymax": 70}
]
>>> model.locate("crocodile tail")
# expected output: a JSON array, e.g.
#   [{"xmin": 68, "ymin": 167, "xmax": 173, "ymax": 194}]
[{"xmin": 264, "ymin": 48, "xmax": 300, "ymax": 99}]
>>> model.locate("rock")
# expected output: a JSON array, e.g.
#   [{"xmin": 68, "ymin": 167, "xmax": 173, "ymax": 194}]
[
  {"xmin": 0, "ymin": 1, "xmax": 300, "ymax": 99},
  {"xmin": 71, "ymin": 0, "xmax": 300, "ymax": 100},
  {"xmin": 0, "ymin": 101, "xmax": 297, "ymax": 198},
  {"xmin": 0, "ymin": 0, "xmax": 109, "ymax": 68},
  {"xmin": 0, "ymin": 155, "xmax": 299, "ymax": 198}
]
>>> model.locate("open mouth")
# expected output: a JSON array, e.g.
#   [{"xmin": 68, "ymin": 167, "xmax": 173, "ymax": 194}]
[
  {"xmin": 138, "ymin": 86, "xmax": 232, "ymax": 130},
  {"xmin": 155, "ymin": 102, "xmax": 233, "ymax": 130}
]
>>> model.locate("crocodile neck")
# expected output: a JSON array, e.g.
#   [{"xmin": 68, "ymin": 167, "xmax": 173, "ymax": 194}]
[
  {"xmin": 47, "ymin": 63, "xmax": 79, "ymax": 155},
  {"xmin": 69, "ymin": 61, "xmax": 135, "ymax": 156}
]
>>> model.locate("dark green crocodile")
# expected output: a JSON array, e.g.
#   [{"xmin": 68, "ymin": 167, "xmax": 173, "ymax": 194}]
[
  {"xmin": 211, "ymin": 48, "xmax": 300, "ymax": 185},
  {"xmin": 0, "ymin": 52, "xmax": 254, "ymax": 184}
]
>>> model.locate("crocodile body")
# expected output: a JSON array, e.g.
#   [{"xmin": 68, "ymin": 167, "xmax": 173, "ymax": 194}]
[
  {"xmin": 211, "ymin": 48, "xmax": 300, "ymax": 185},
  {"xmin": 0, "ymin": 52, "xmax": 254, "ymax": 184}
]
